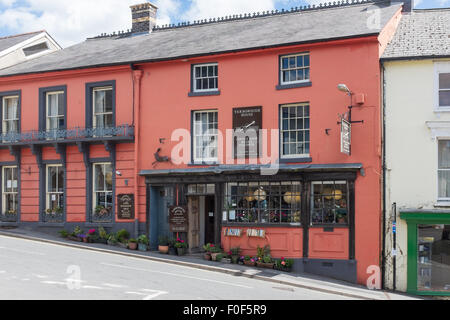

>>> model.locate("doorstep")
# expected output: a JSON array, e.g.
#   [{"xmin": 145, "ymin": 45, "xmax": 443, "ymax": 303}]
[{"xmin": 0, "ymin": 227, "xmax": 421, "ymax": 301}]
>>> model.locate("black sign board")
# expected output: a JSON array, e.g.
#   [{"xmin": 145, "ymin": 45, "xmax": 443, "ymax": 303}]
[
  {"xmin": 118, "ymin": 194, "xmax": 135, "ymax": 220},
  {"xmin": 232, "ymin": 106, "xmax": 262, "ymax": 159},
  {"xmin": 169, "ymin": 206, "xmax": 189, "ymax": 233}
]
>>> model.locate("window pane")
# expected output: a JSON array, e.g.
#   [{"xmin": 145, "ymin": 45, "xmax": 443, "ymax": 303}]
[
  {"xmin": 439, "ymin": 170, "xmax": 450, "ymax": 198},
  {"xmin": 439, "ymin": 141, "xmax": 450, "ymax": 169},
  {"xmin": 304, "ymin": 68, "xmax": 310, "ymax": 80},
  {"xmin": 304, "ymin": 55, "xmax": 310, "ymax": 66},
  {"xmin": 289, "ymin": 57, "xmax": 295, "ymax": 68},
  {"xmin": 57, "ymin": 167, "xmax": 64, "ymax": 192},
  {"xmin": 282, "ymin": 58, "xmax": 288, "ymax": 69},
  {"xmin": 105, "ymin": 164, "xmax": 113, "ymax": 191},
  {"xmin": 94, "ymin": 90, "xmax": 105, "ymax": 113},
  {"xmin": 440, "ymin": 91, "xmax": 450, "ymax": 107},
  {"xmin": 439, "ymin": 73, "xmax": 450, "ymax": 89},
  {"xmin": 104, "ymin": 90, "xmax": 113, "ymax": 112},
  {"xmin": 195, "ymin": 67, "xmax": 200, "ymax": 78},
  {"xmin": 94, "ymin": 165, "xmax": 105, "ymax": 191}
]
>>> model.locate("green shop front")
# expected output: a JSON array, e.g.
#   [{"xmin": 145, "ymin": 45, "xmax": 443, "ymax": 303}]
[{"xmin": 401, "ymin": 211, "xmax": 450, "ymax": 296}]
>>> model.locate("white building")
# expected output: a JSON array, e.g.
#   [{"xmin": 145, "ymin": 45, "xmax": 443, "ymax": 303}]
[
  {"xmin": 0, "ymin": 31, "xmax": 61, "ymax": 70},
  {"xmin": 382, "ymin": 7, "xmax": 450, "ymax": 296}
]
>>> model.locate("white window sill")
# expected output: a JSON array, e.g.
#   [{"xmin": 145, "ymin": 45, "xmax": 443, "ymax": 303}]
[
  {"xmin": 434, "ymin": 202, "xmax": 450, "ymax": 208},
  {"xmin": 433, "ymin": 107, "xmax": 450, "ymax": 113}
]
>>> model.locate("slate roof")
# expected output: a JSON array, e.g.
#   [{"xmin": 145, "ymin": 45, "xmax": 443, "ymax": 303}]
[
  {"xmin": 0, "ymin": 31, "xmax": 44, "ymax": 53},
  {"xmin": 0, "ymin": 0, "xmax": 402, "ymax": 78},
  {"xmin": 382, "ymin": 8, "xmax": 450, "ymax": 60}
]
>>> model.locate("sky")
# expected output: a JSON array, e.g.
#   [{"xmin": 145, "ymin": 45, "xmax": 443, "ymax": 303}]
[{"xmin": 0, "ymin": 0, "xmax": 448, "ymax": 48}]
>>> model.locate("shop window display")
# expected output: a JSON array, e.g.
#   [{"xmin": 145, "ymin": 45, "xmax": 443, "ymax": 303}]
[{"xmin": 311, "ymin": 181, "xmax": 348, "ymax": 225}]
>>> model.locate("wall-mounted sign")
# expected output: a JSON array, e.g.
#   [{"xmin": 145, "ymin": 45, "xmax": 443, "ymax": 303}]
[
  {"xmin": 232, "ymin": 106, "xmax": 262, "ymax": 159},
  {"xmin": 169, "ymin": 206, "xmax": 188, "ymax": 233},
  {"xmin": 340, "ymin": 118, "xmax": 351, "ymax": 156},
  {"xmin": 223, "ymin": 228, "xmax": 243, "ymax": 237},
  {"xmin": 118, "ymin": 194, "xmax": 135, "ymax": 219},
  {"xmin": 247, "ymin": 229, "xmax": 266, "ymax": 238}
]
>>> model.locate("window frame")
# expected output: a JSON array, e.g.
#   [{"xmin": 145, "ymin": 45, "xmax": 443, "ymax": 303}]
[
  {"xmin": 2, "ymin": 166, "xmax": 18, "ymax": 216},
  {"xmin": 192, "ymin": 63, "xmax": 219, "ymax": 93},
  {"xmin": 279, "ymin": 103, "xmax": 311, "ymax": 160},
  {"xmin": 85, "ymin": 81, "xmax": 116, "ymax": 131},
  {"xmin": 45, "ymin": 164, "xmax": 64, "ymax": 213},
  {"xmin": 191, "ymin": 110, "xmax": 219, "ymax": 164},
  {"xmin": 279, "ymin": 52, "xmax": 311, "ymax": 86},
  {"xmin": 435, "ymin": 62, "xmax": 450, "ymax": 112},
  {"xmin": 45, "ymin": 90, "xmax": 65, "ymax": 133},
  {"xmin": 92, "ymin": 162, "xmax": 113, "ymax": 216},
  {"xmin": 310, "ymin": 180, "xmax": 349, "ymax": 226},
  {"xmin": 92, "ymin": 86, "xmax": 114, "ymax": 129},
  {"xmin": 437, "ymin": 139, "xmax": 450, "ymax": 202},
  {"xmin": 2, "ymin": 95, "xmax": 19, "ymax": 136}
]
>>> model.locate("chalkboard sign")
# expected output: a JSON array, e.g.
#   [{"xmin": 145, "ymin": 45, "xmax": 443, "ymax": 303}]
[
  {"xmin": 233, "ymin": 106, "xmax": 262, "ymax": 159},
  {"xmin": 118, "ymin": 194, "xmax": 135, "ymax": 220},
  {"xmin": 169, "ymin": 206, "xmax": 189, "ymax": 232}
]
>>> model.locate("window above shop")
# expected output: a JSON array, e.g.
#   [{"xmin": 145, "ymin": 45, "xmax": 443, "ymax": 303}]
[
  {"xmin": 192, "ymin": 110, "xmax": 218, "ymax": 164},
  {"xmin": 438, "ymin": 140, "xmax": 450, "ymax": 201},
  {"xmin": 190, "ymin": 63, "xmax": 220, "ymax": 96},
  {"xmin": 280, "ymin": 103, "xmax": 310, "ymax": 160},
  {"xmin": 435, "ymin": 62, "xmax": 450, "ymax": 112},
  {"xmin": 277, "ymin": 53, "xmax": 311, "ymax": 90}
]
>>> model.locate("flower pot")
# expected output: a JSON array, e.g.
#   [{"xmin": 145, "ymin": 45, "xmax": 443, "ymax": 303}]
[
  {"xmin": 82, "ymin": 237, "xmax": 88, "ymax": 243},
  {"xmin": 257, "ymin": 262, "xmax": 274, "ymax": 269},
  {"xmin": 168, "ymin": 247, "xmax": 177, "ymax": 255},
  {"xmin": 231, "ymin": 255, "xmax": 239, "ymax": 264},
  {"xmin": 138, "ymin": 243, "xmax": 148, "ymax": 252},
  {"xmin": 204, "ymin": 253, "xmax": 212, "ymax": 261},
  {"xmin": 128, "ymin": 242, "xmax": 138, "ymax": 250},
  {"xmin": 176, "ymin": 247, "xmax": 186, "ymax": 256},
  {"xmin": 158, "ymin": 245, "xmax": 169, "ymax": 254},
  {"xmin": 211, "ymin": 253, "xmax": 221, "ymax": 261},
  {"xmin": 244, "ymin": 260, "xmax": 256, "ymax": 267}
]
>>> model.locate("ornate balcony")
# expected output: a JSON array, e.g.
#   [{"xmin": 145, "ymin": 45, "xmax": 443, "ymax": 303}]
[{"xmin": 0, "ymin": 124, "xmax": 135, "ymax": 147}]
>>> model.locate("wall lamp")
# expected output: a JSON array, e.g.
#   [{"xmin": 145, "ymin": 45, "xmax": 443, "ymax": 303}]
[{"xmin": 337, "ymin": 84, "xmax": 364, "ymax": 125}]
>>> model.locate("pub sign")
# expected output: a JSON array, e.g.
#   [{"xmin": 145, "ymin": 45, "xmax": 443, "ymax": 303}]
[
  {"xmin": 118, "ymin": 194, "xmax": 135, "ymax": 219},
  {"xmin": 169, "ymin": 206, "xmax": 189, "ymax": 233}
]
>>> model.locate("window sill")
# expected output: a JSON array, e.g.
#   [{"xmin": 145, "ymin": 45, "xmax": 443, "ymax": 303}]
[
  {"xmin": 434, "ymin": 202, "xmax": 450, "ymax": 208},
  {"xmin": 188, "ymin": 90, "xmax": 221, "ymax": 97},
  {"xmin": 279, "ymin": 157, "xmax": 312, "ymax": 164},
  {"xmin": 276, "ymin": 81, "xmax": 312, "ymax": 90},
  {"xmin": 188, "ymin": 162, "xmax": 220, "ymax": 167}
]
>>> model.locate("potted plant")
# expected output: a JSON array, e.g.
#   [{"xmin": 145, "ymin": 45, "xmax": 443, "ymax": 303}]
[
  {"xmin": 79, "ymin": 234, "xmax": 88, "ymax": 243},
  {"xmin": 86, "ymin": 229, "xmax": 97, "ymax": 243},
  {"xmin": 58, "ymin": 230, "xmax": 69, "ymax": 238},
  {"xmin": 257, "ymin": 255, "xmax": 275, "ymax": 269},
  {"xmin": 174, "ymin": 238, "xmax": 188, "ymax": 256},
  {"xmin": 116, "ymin": 229, "xmax": 130, "ymax": 248},
  {"xmin": 107, "ymin": 234, "xmax": 118, "ymax": 246},
  {"xmin": 210, "ymin": 245, "xmax": 222, "ymax": 261},
  {"xmin": 97, "ymin": 227, "xmax": 109, "ymax": 244},
  {"xmin": 216, "ymin": 253, "xmax": 224, "ymax": 262},
  {"xmin": 95, "ymin": 205, "xmax": 110, "ymax": 216},
  {"xmin": 168, "ymin": 238, "xmax": 177, "ymax": 255},
  {"xmin": 138, "ymin": 234, "xmax": 149, "ymax": 251},
  {"xmin": 244, "ymin": 255, "xmax": 256, "ymax": 266},
  {"xmin": 230, "ymin": 247, "xmax": 241, "ymax": 264},
  {"xmin": 274, "ymin": 257, "xmax": 294, "ymax": 272},
  {"xmin": 68, "ymin": 226, "xmax": 84, "ymax": 242},
  {"xmin": 336, "ymin": 213, "xmax": 347, "ymax": 224},
  {"xmin": 158, "ymin": 235, "xmax": 169, "ymax": 254},
  {"xmin": 203, "ymin": 243, "xmax": 213, "ymax": 260},
  {"xmin": 128, "ymin": 238, "xmax": 138, "ymax": 250}
]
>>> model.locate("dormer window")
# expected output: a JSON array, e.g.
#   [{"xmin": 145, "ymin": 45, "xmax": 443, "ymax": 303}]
[{"xmin": 23, "ymin": 42, "xmax": 49, "ymax": 57}]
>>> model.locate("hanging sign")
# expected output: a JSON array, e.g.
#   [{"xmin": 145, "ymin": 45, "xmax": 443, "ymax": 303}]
[
  {"xmin": 341, "ymin": 117, "xmax": 351, "ymax": 155},
  {"xmin": 232, "ymin": 106, "xmax": 262, "ymax": 159},
  {"xmin": 169, "ymin": 206, "xmax": 188, "ymax": 233},
  {"xmin": 118, "ymin": 194, "xmax": 135, "ymax": 219}
]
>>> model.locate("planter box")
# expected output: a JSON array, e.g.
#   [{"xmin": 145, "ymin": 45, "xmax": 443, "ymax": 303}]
[
  {"xmin": 176, "ymin": 247, "xmax": 186, "ymax": 256},
  {"xmin": 204, "ymin": 253, "xmax": 212, "ymax": 261},
  {"xmin": 68, "ymin": 235, "xmax": 82, "ymax": 242},
  {"xmin": 244, "ymin": 261, "xmax": 256, "ymax": 267},
  {"xmin": 274, "ymin": 266, "xmax": 292, "ymax": 273},
  {"xmin": 256, "ymin": 262, "xmax": 274, "ymax": 269},
  {"xmin": 168, "ymin": 247, "xmax": 177, "ymax": 255}
]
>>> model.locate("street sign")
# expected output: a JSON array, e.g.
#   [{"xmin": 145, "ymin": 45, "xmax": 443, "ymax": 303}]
[{"xmin": 341, "ymin": 117, "xmax": 351, "ymax": 155}]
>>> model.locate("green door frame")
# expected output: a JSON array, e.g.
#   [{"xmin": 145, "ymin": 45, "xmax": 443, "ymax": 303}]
[{"xmin": 401, "ymin": 211, "xmax": 450, "ymax": 296}]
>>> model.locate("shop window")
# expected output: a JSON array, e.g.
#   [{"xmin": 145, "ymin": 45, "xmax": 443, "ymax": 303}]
[
  {"xmin": 418, "ymin": 224, "xmax": 450, "ymax": 292},
  {"xmin": 311, "ymin": 181, "xmax": 348, "ymax": 225},
  {"xmin": 93, "ymin": 87, "xmax": 113, "ymax": 129},
  {"xmin": 93, "ymin": 163, "xmax": 113, "ymax": 221},
  {"xmin": 280, "ymin": 103, "xmax": 310, "ymax": 158},
  {"xmin": 2, "ymin": 96, "xmax": 19, "ymax": 136},
  {"xmin": 224, "ymin": 181, "xmax": 302, "ymax": 225},
  {"xmin": 46, "ymin": 165, "xmax": 64, "ymax": 215},
  {"xmin": 280, "ymin": 53, "xmax": 310, "ymax": 85},
  {"xmin": 46, "ymin": 91, "xmax": 65, "ymax": 136},
  {"xmin": 438, "ymin": 140, "xmax": 450, "ymax": 200},
  {"xmin": 2, "ymin": 166, "xmax": 18, "ymax": 217},
  {"xmin": 187, "ymin": 184, "xmax": 215, "ymax": 195},
  {"xmin": 192, "ymin": 63, "xmax": 218, "ymax": 93},
  {"xmin": 192, "ymin": 110, "xmax": 218, "ymax": 163}
]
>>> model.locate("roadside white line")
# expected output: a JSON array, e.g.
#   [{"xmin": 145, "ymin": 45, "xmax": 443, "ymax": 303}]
[
  {"xmin": 0, "ymin": 246, "xmax": 45, "ymax": 256},
  {"xmin": 102, "ymin": 283, "xmax": 128, "ymax": 289},
  {"xmin": 101, "ymin": 262, "xmax": 253, "ymax": 289},
  {"xmin": 41, "ymin": 281, "xmax": 66, "ymax": 285}
]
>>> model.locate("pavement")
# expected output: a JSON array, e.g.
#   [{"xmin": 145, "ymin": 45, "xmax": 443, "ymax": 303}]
[{"xmin": 0, "ymin": 227, "xmax": 421, "ymax": 300}]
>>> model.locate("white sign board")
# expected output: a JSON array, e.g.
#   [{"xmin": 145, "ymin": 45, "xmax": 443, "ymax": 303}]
[{"xmin": 341, "ymin": 118, "xmax": 351, "ymax": 155}]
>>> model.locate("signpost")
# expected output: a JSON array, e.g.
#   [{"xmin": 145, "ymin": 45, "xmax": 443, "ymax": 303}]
[
  {"xmin": 169, "ymin": 206, "xmax": 189, "ymax": 233},
  {"xmin": 117, "ymin": 194, "xmax": 135, "ymax": 219},
  {"xmin": 340, "ymin": 117, "xmax": 351, "ymax": 156}
]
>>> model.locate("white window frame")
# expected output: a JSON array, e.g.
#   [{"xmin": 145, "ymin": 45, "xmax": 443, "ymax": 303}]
[
  {"xmin": 93, "ymin": 86, "xmax": 113, "ymax": 129},
  {"xmin": 434, "ymin": 62, "xmax": 450, "ymax": 112},
  {"xmin": 280, "ymin": 53, "xmax": 310, "ymax": 86},
  {"xmin": 2, "ymin": 95, "xmax": 19, "ymax": 135},
  {"xmin": 280, "ymin": 103, "xmax": 310, "ymax": 159},
  {"xmin": 192, "ymin": 110, "xmax": 218, "ymax": 163},
  {"xmin": 193, "ymin": 63, "xmax": 219, "ymax": 93},
  {"xmin": 46, "ymin": 91, "xmax": 64, "ymax": 133},
  {"xmin": 92, "ymin": 163, "xmax": 113, "ymax": 214},
  {"xmin": 2, "ymin": 166, "xmax": 18, "ymax": 215},
  {"xmin": 45, "ymin": 164, "xmax": 64, "ymax": 212}
]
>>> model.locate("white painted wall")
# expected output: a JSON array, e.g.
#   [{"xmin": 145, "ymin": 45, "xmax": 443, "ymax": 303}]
[{"xmin": 384, "ymin": 59, "xmax": 450, "ymax": 292}]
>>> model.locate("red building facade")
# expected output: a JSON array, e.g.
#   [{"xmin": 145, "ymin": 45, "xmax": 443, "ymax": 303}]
[{"xmin": 0, "ymin": 0, "xmax": 406, "ymax": 285}]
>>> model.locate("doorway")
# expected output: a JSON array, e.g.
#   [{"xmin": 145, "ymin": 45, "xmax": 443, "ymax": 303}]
[
  {"xmin": 204, "ymin": 195, "xmax": 215, "ymax": 245},
  {"xmin": 187, "ymin": 194, "xmax": 216, "ymax": 251}
]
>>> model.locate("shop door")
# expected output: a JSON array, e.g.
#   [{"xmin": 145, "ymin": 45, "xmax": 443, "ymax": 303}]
[{"xmin": 204, "ymin": 195, "xmax": 215, "ymax": 244}]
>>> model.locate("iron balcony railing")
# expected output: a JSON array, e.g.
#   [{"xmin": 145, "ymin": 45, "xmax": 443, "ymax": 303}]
[{"xmin": 0, "ymin": 124, "xmax": 135, "ymax": 145}]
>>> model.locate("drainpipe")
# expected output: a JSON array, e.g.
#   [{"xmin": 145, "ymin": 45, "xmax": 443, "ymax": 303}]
[
  {"xmin": 131, "ymin": 64, "xmax": 143, "ymax": 238},
  {"xmin": 381, "ymin": 61, "xmax": 387, "ymax": 290}
]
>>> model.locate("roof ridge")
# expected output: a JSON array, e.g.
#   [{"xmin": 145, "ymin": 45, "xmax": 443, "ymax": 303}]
[
  {"xmin": 0, "ymin": 30, "xmax": 45, "ymax": 41},
  {"xmin": 90, "ymin": 0, "xmax": 392, "ymax": 39}
]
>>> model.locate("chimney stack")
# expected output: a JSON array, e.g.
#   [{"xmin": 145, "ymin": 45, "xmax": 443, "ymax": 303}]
[
  {"xmin": 130, "ymin": 2, "xmax": 158, "ymax": 34},
  {"xmin": 400, "ymin": 0, "xmax": 414, "ymax": 13}
]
